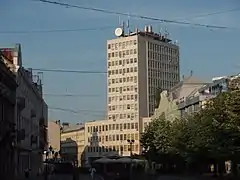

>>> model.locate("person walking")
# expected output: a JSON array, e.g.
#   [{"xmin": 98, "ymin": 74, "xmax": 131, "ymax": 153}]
[
  {"xmin": 89, "ymin": 166, "xmax": 96, "ymax": 180},
  {"xmin": 24, "ymin": 168, "xmax": 29, "ymax": 179}
]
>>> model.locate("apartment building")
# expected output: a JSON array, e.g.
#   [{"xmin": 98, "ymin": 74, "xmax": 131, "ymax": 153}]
[
  {"xmin": 140, "ymin": 75, "xmax": 208, "ymax": 134},
  {"xmin": 178, "ymin": 75, "xmax": 239, "ymax": 117},
  {"xmin": 0, "ymin": 54, "xmax": 18, "ymax": 180},
  {"xmin": 61, "ymin": 123, "xmax": 85, "ymax": 166},
  {"xmin": 1, "ymin": 44, "xmax": 48, "ymax": 178}
]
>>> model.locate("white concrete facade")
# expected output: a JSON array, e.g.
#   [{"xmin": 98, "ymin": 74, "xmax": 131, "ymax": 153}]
[{"xmin": 107, "ymin": 28, "xmax": 180, "ymax": 119}]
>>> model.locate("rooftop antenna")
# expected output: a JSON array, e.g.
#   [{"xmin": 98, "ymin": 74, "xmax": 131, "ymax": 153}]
[
  {"xmin": 118, "ymin": 16, "xmax": 121, "ymax": 26},
  {"xmin": 157, "ymin": 25, "xmax": 161, "ymax": 35},
  {"xmin": 135, "ymin": 23, "xmax": 139, "ymax": 33},
  {"xmin": 127, "ymin": 13, "xmax": 131, "ymax": 35},
  {"xmin": 164, "ymin": 27, "xmax": 169, "ymax": 38},
  {"xmin": 122, "ymin": 21, "xmax": 125, "ymax": 36},
  {"xmin": 190, "ymin": 70, "xmax": 193, "ymax": 76}
]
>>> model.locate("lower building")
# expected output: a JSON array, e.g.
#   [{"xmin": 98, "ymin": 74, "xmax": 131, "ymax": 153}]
[
  {"xmin": 14, "ymin": 67, "xmax": 48, "ymax": 178},
  {"xmin": 60, "ymin": 123, "xmax": 85, "ymax": 167},
  {"xmin": 84, "ymin": 119, "xmax": 140, "ymax": 164},
  {"xmin": 48, "ymin": 120, "xmax": 61, "ymax": 155},
  {"xmin": 1, "ymin": 45, "xmax": 48, "ymax": 178},
  {"xmin": 178, "ymin": 75, "xmax": 236, "ymax": 117},
  {"xmin": 0, "ymin": 57, "xmax": 17, "ymax": 180}
]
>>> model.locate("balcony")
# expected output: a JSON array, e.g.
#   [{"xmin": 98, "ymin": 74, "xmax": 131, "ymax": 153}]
[{"xmin": 17, "ymin": 97, "xmax": 25, "ymax": 111}]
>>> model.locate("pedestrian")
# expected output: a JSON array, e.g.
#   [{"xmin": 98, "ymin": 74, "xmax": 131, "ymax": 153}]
[
  {"xmin": 24, "ymin": 168, "xmax": 29, "ymax": 179},
  {"xmin": 37, "ymin": 167, "xmax": 42, "ymax": 176},
  {"xmin": 89, "ymin": 166, "xmax": 96, "ymax": 180}
]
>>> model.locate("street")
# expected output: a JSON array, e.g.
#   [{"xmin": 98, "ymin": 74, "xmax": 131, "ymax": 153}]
[
  {"xmin": 49, "ymin": 174, "xmax": 90, "ymax": 180},
  {"xmin": 18, "ymin": 174, "xmax": 90, "ymax": 180},
  {"xmin": 19, "ymin": 174, "xmax": 223, "ymax": 180}
]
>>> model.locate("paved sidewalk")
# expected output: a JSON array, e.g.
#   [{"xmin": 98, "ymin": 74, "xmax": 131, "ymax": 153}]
[{"xmin": 17, "ymin": 174, "xmax": 57, "ymax": 180}]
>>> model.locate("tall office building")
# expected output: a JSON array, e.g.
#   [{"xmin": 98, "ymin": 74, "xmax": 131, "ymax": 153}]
[
  {"xmin": 84, "ymin": 25, "xmax": 180, "ymax": 161},
  {"xmin": 107, "ymin": 25, "xmax": 180, "ymax": 120}
]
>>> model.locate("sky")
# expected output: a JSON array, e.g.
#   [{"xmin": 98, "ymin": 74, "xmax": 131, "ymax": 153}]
[{"xmin": 1, "ymin": 0, "xmax": 240, "ymax": 123}]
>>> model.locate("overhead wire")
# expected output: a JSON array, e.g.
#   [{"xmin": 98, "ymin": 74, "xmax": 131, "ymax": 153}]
[
  {"xmin": 1, "ymin": 4, "xmax": 238, "ymax": 34},
  {"xmin": 44, "ymin": 93, "xmax": 101, "ymax": 97},
  {"xmin": 49, "ymin": 109, "xmax": 106, "ymax": 118},
  {"xmin": 0, "ymin": 26, "xmax": 115, "ymax": 34},
  {"xmin": 48, "ymin": 107, "xmax": 106, "ymax": 117},
  {"xmin": 31, "ymin": 0, "xmax": 230, "ymax": 30},
  {"xmin": 30, "ymin": 68, "xmax": 107, "ymax": 74},
  {"xmin": 175, "ymin": 7, "xmax": 240, "ymax": 21},
  {"xmin": 49, "ymin": 107, "xmax": 105, "ymax": 113}
]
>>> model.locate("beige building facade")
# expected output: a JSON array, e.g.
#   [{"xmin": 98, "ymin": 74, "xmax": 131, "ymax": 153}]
[
  {"xmin": 48, "ymin": 120, "xmax": 61, "ymax": 153},
  {"xmin": 84, "ymin": 119, "xmax": 140, "ymax": 163},
  {"xmin": 61, "ymin": 123, "xmax": 85, "ymax": 166}
]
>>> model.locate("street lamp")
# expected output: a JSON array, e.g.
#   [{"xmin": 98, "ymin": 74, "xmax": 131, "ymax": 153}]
[
  {"xmin": 127, "ymin": 139, "xmax": 135, "ymax": 180},
  {"xmin": 127, "ymin": 139, "xmax": 135, "ymax": 157},
  {"xmin": 44, "ymin": 146, "xmax": 53, "ymax": 180}
]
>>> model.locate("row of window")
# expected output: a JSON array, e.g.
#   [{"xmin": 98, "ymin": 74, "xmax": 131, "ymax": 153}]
[
  {"xmin": 109, "ymin": 95, "xmax": 138, "ymax": 104},
  {"xmin": 148, "ymin": 51, "xmax": 179, "ymax": 61},
  {"xmin": 108, "ymin": 112, "xmax": 138, "ymax": 120},
  {"xmin": 108, "ymin": 58, "xmax": 138, "ymax": 66},
  {"xmin": 89, "ymin": 133, "xmax": 139, "ymax": 143},
  {"xmin": 148, "ymin": 71, "xmax": 179, "ymax": 81},
  {"xmin": 108, "ymin": 40, "xmax": 137, "ymax": 51},
  {"xmin": 108, "ymin": 67, "xmax": 138, "ymax": 76},
  {"xmin": 108, "ymin": 94, "xmax": 138, "ymax": 103},
  {"xmin": 108, "ymin": 77, "xmax": 137, "ymax": 87},
  {"xmin": 148, "ymin": 42, "xmax": 178, "ymax": 55},
  {"xmin": 87, "ymin": 144, "xmax": 139, "ymax": 153},
  {"xmin": 108, "ymin": 49, "xmax": 137, "ymax": 59},
  {"xmin": 148, "ymin": 78, "xmax": 178, "ymax": 89},
  {"xmin": 148, "ymin": 61, "xmax": 179, "ymax": 71},
  {"xmin": 108, "ymin": 85, "xmax": 138, "ymax": 93},
  {"xmin": 87, "ymin": 122, "xmax": 138, "ymax": 133},
  {"xmin": 108, "ymin": 103, "xmax": 137, "ymax": 111},
  {"xmin": 108, "ymin": 103, "xmax": 138, "ymax": 113}
]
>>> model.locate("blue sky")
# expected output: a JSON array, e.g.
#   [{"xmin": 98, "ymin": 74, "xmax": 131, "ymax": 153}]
[{"xmin": 1, "ymin": 0, "xmax": 240, "ymax": 123}]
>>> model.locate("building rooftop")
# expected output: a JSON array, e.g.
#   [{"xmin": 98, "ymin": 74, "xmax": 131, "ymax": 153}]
[{"xmin": 61, "ymin": 123, "xmax": 84, "ymax": 133}]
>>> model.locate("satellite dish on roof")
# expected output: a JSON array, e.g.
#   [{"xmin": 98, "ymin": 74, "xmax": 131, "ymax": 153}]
[{"xmin": 115, "ymin": 27, "xmax": 123, "ymax": 37}]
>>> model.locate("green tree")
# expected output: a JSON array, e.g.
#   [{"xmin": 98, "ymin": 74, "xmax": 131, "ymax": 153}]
[
  {"xmin": 141, "ymin": 114, "xmax": 177, "ymax": 172},
  {"xmin": 141, "ymin": 90, "xmax": 240, "ymax": 175},
  {"xmin": 184, "ymin": 91, "xmax": 240, "ymax": 174},
  {"xmin": 141, "ymin": 114, "xmax": 172, "ymax": 154}
]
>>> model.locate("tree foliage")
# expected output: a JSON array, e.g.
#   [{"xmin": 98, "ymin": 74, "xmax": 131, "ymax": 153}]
[{"xmin": 141, "ymin": 90, "xmax": 240, "ymax": 169}]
